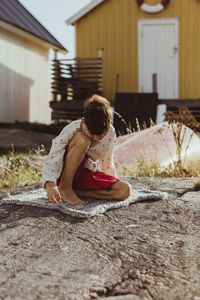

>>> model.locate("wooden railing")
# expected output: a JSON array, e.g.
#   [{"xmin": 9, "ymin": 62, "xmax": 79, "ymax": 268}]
[
  {"xmin": 113, "ymin": 93, "xmax": 200, "ymax": 134},
  {"xmin": 50, "ymin": 57, "xmax": 103, "ymax": 122},
  {"xmin": 158, "ymin": 99, "xmax": 200, "ymax": 121}
]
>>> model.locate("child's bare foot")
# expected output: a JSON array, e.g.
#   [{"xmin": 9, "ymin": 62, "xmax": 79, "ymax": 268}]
[{"xmin": 58, "ymin": 186, "xmax": 88, "ymax": 206}]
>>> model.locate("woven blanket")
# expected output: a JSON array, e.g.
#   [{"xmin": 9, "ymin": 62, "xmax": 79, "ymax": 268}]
[{"xmin": 0, "ymin": 188, "xmax": 168, "ymax": 218}]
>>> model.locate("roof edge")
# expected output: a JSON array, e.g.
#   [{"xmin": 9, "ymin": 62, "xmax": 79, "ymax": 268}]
[
  {"xmin": 16, "ymin": 0, "xmax": 67, "ymax": 51},
  {"xmin": 0, "ymin": 20, "xmax": 67, "ymax": 53},
  {"xmin": 66, "ymin": 0, "xmax": 105, "ymax": 25}
]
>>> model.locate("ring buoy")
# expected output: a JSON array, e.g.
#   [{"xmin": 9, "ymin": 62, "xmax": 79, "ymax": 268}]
[{"xmin": 137, "ymin": 0, "xmax": 170, "ymax": 13}]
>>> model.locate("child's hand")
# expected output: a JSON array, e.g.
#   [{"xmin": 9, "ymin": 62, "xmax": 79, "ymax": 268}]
[{"xmin": 46, "ymin": 182, "xmax": 62, "ymax": 204}]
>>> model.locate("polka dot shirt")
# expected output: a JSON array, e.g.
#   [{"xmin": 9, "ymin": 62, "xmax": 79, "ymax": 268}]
[{"xmin": 42, "ymin": 119, "xmax": 117, "ymax": 186}]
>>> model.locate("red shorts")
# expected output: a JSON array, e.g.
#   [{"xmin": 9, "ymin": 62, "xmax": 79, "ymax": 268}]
[{"xmin": 56, "ymin": 148, "xmax": 119, "ymax": 191}]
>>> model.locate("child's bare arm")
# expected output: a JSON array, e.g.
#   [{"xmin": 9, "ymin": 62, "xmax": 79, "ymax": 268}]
[
  {"xmin": 45, "ymin": 181, "xmax": 62, "ymax": 204},
  {"xmin": 42, "ymin": 121, "xmax": 81, "ymax": 188}
]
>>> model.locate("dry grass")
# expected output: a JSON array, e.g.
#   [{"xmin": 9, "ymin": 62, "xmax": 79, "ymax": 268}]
[
  {"xmin": 117, "ymin": 107, "xmax": 200, "ymax": 179},
  {"xmin": 164, "ymin": 107, "xmax": 200, "ymax": 172},
  {"xmin": 0, "ymin": 147, "xmax": 42, "ymax": 190},
  {"xmin": 118, "ymin": 158, "xmax": 200, "ymax": 178},
  {"xmin": 1, "ymin": 108, "xmax": 200, "ymax": 190}
]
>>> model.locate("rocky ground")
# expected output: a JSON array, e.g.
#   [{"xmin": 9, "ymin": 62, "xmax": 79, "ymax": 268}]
[
  {"xmin": 0, "ymin": 177, "xmax": 199, "ymax": 300},
  {"xmin": 0, "ymin": 128, "xmax": 55, "ymax": 152}
]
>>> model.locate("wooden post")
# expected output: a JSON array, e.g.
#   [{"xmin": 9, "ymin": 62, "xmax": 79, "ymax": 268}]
[
  {"xmin": 152, "ymin": 73, "xmax": 157, "ymax": 93},
  {"xmin": 115, "ymin": 73, "xmax": 120, "ymax": 94},
  {"xmin": 97, "ymin": 47, "xmax": 104, "ymax": 58},
  {"xmin": 97, "ymin": 48, "xmax": 104, "ymax": 94},
  {"xmin": 54, "ymin": 49, "xmax": 58, "ymax": 60},
  {"xmin": 53, "ymin": 49, "xmax": 59, "ymax": 102}
]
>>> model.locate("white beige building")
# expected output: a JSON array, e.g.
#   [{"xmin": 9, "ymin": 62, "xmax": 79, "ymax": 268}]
[{"xmin": 0, "ymin": 0, "xmax": 66, "ymax": 124}]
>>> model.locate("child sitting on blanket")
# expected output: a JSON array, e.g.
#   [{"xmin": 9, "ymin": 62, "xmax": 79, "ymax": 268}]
[{"xmin": 42, "ymin": 95, "xmax": 131, "ymax": 206}]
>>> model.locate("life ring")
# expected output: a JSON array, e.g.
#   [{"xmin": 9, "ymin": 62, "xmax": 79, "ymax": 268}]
[{"xmin": 137, "ymin": 0, "xmax": 170, "ymax": 13}]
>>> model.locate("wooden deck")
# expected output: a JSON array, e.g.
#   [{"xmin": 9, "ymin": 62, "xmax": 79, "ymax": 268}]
[
  {"xmin": 158, "ymin": 99, "xmax": 200, "ymax": 121},
  {"xmin": 113, "ymin": 93, "xmax": 200, "ymax": 134}
]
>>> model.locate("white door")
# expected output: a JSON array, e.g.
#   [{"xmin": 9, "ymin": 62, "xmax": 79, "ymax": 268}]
[{"xmin": 138, "ymin": 18, "xmax": 179, "ymax": 123}]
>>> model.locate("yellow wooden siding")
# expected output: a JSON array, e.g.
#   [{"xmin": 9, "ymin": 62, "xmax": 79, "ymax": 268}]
[{"xmin": 76, "ymin": 0, "xmax": 200, "ymax": 100}]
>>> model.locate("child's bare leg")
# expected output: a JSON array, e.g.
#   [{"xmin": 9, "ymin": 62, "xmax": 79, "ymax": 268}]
[
  {"xmin": 58, "ymin": 132, "xmax": 91, "ymax": 205},
  {"xmin": 76, "ymin": 180, "xmax": 131, "ymax": 201}
]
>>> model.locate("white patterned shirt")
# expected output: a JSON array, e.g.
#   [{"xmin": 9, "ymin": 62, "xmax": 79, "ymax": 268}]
[{"xmin": 42, "ymin": 119, "xmax": 117, "ymax": 186}]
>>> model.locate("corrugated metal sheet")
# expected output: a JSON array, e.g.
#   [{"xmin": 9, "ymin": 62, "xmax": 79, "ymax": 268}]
[
  {"xmin": 75, "ymin": 0, "xmax": 200, "ymax": 100},
  {"xmin": 0, "ymin": 0, "xmax": 66, "ymax": 51}
]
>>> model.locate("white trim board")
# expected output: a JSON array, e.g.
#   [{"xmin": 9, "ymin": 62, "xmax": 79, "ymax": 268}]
[
  {"xmin": 0, "ymin": 20, "xmax": 67, "ymax": 53},
  {"xmin": 138, "ymin": 18, "xmax": 179, "ymax": 28},
  {"xmin": 66, "ymin": 0, "xmax": 105, "ymax": 25}
]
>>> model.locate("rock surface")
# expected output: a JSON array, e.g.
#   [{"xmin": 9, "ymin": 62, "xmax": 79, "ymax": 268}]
[
  {"xmin": 114, "ymin": 122, "xmax": 200, "ymax": 170},
  {"xmin": 0, "ymin": 128, "xmax": 55, "ymax": 151},
  {"xmin": 0, "ymin": 178, "xmax": 200, "ymax": 300}
]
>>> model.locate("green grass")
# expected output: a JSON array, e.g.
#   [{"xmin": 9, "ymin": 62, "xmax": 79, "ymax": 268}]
[
  {"xmin": 0, "ymin": 150, "xmax": 42, "ymax": 190},
  {"xmin": 1, "ymin": 150, "xmax": 200, "ymax": 191}
]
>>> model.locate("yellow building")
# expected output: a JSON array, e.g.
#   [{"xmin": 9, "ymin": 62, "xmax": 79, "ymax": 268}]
[{"xmin": 67, "ymin": 0, "xmax": 200, "ymax": 105}]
